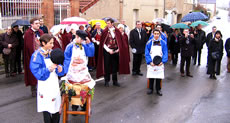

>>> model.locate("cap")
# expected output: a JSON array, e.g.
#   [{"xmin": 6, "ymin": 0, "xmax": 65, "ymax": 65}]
[
  {"xmin": 50, "ymin": 48, "xmax": 64, "ymax": 65},
  {"xmin": 76, "ymin": 30, "xmax": 88, "ymax": 40},
  {"xmin": 153, "ymin": 55, "xmax": 162, "ymax": 65}
]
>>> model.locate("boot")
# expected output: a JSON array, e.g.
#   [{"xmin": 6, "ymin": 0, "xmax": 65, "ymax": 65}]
[{"xmin": 113, "ymin": 81, "xmax": 120, "ymax": 87}]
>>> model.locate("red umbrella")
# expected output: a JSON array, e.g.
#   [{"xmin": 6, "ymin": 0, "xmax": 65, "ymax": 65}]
[{"xmin": 60, "ymin": 17, "xmax": 88, "ymax": 25}]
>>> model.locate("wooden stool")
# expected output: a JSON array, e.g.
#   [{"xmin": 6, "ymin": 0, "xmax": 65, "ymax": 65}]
[{"xmin": 62, "ymin": 94, "xmax": 91, "ymax": 123}]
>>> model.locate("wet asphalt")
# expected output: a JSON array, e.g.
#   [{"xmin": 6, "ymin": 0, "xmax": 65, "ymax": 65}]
[{"xmin": 0, "ymin": 9, "xmax": 229, "ymax": 123}]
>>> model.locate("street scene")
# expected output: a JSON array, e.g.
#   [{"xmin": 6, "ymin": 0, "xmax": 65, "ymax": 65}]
[{"xmin": 0, "ymin": 0, "xmax": 230, "ymax": 123}]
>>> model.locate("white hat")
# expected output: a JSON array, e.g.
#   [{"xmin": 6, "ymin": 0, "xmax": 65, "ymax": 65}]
[
  {"xmin": 50, "ymin": 25, "xmax": 62, "ymax": 36},
  {"xmin": 117, "ymin": 24, "xmax": 125, "ymax": 29},
  {"xmin": 70, "ymin": 24, "xmax": 79, "ymax": 31}
]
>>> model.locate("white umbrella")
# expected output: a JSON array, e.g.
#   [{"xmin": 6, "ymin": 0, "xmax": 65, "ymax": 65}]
[
  {"xmin": 152, "ymin": 18, "xmax": 169, "ymax": 24},
  {"xmin": 60, "ymin": 17, "xmax": 88, "ymax": 25}
]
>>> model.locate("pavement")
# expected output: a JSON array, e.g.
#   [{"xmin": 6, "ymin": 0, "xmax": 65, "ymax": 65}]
[{"xmin": 0, "ymin": 9, "xmax": 230, "ymax": 123}]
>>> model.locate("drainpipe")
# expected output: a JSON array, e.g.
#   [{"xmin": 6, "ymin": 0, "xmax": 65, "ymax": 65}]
[
  {"xmin": 119, "ymin": 0, "xmax": 123, "ymax": 21},
  {"xmin": 164, "ymin": 0, "xmax": 165, "ymax": 18}
]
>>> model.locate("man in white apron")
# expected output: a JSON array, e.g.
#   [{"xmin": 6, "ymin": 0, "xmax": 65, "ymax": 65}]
[{"xmin": 145, "ymin": 29, "xmax": 168, "ymax": 96}]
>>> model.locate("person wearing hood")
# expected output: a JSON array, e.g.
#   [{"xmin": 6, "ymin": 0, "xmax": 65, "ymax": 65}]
[
  {"xmin": 52, "ymin": 26, "xmax": 65, "ymax": 51},
  {"xmin": 145, "ymin": 29, "xmax": 168, "ymax": 96},
  {"xmin": 207, "ymin": 30, "xmax": 224, "ymax": 79}
]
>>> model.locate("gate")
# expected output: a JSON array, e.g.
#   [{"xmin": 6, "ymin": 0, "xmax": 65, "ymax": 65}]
[{"xmin": 54, "ymin": 0, "xmax": 70, "ymax": 25}]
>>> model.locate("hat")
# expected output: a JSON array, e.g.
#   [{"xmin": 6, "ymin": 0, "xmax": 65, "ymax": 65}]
[
  {"xmin": 153, "ymin": 55, "xmax": 162, "ymax": 65},
  {"xmin": 50, "ymin": 48, "xmax": 64, "ymax": 65},
  {"xmin": 117, "ymin": 24, "xmax": 125, "ymax": 29},
  {"xmin": 76, "ymin": 30, "xmax": 88, "ymax": 40}
]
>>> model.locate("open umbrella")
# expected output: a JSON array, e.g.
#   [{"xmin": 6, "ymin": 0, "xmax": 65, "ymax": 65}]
[
  {"xmin": 152, "ymin": 18, "xmax": 169, "ymax": 24},
  {"xmin": 190, "ymin": 20, "xmax": 208, "ymax": 27},
  {"xmin": 181, "ymin": 12, "xmax": 208, "ymax": 22},
  {"xmin": 102, "ymin": 17, "xmax": 119, "ymax": 23},
  {"xmin": 170, "ymin": 23, "xmax": 190, "ymax": 29},
  {"xmin": 161, "ymin": 23, "xmax": 173, "ymax": 33},
  {"xmin": 60, "ymin": 17, "xmax": 88, "ymax": 25},
  {"xmin": 11, "ymin": 19, "xmax": 30, "ymax": 27},
  {"xmin": 88, "ymin": 19, "xmax": 107, "ymax": 29}
]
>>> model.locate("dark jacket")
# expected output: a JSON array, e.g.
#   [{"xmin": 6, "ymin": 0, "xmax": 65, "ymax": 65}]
[
  {"xmin": 169, "ymin": 33, "xmax": 180, "ymax": 54},
  {"xmin": 91, "ymin": 29, "xmax": 103, "ymax": 38},
  {"xmin": 206, "ymin": 32, "xmax": 214, "ymax": 47},
  {"xmin": 194, "ymin": 29, "xmax": 206, "ymax": 49},
  {"xmin": 39, "ymin": 25, "xmax": 48, "ymax": 33},
  {"xmin": 225, "ymin": 38, "xmax": 230, "ymax": 57},
  {"xmin": 207, "ymin": 38, "xmax": 223, "ymax": 75},
  {"xmin": 0, "ymin": 32, "xmax": 18, "ymax": 58},
  {"xmin": 179, "ymin": 35, "xmax": 195, "ymax": 57},
  {"xmin": 12, "ymin": 30, "xmax": 24, "ymax": 50},
  {"xmin": 129, "ymin": 28, "xmax": 148, "ymax": 54}
]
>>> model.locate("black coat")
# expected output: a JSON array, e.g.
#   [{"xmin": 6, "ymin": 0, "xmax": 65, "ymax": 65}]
[
  {"xmin": 39, "ymin": 25, "xmax": 48, "ymax": 33},
  {"xmin": 194, "ymin": 29, "xmax": 206, "ymax": 49},
  {"xmin": 206, "ymin": 32, "xmax": 214, "ymax": 47},
  {"xmin": 207, "ymin": 38, "xmax": 223, "ymax": 75},
  {"xmin": 225, "ymin": 38, "xmax": 230, "ymax": 57},
  {"xmin": 169, "ymin": 33, "xmax": 180, "ymax": 54},
  {"xmin": 179, "ymin": 35, "xmax": 195, "ymax": 57},
  {"xmin": 129, "ymin": 28, "xmax": 148, "ymax": 54}
]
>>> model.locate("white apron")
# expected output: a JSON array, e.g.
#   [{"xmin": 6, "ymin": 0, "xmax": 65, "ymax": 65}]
[
  {"xmin": 146, "ymin": 41, "xmax": 165, "ymax": 79},
  {"xmin": 66, "ymin": 44, "xmax": 95, "ymax": 89},
  {"xmin": 37, "ymin": 58, "xmax": 61, "ymax": 114}
]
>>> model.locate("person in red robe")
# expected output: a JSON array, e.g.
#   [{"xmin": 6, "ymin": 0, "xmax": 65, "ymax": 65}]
[
  {"xmin": 96, "ymin": 18, "xmax": 130, "ymax": 87},
  {"xmin": 118, "ymin": 24, "xmax": 131, "ymax": 65},
  {"xmin": 52, "ymin": 27, "xmax": 65, "ymax": 51},
  {"xmin": 60, "ymin": 29, "xmax": 72, "ymax": 50},
  {"xmin": 24, "ymin": 17, "xmax": 44, "ymax": 97}
]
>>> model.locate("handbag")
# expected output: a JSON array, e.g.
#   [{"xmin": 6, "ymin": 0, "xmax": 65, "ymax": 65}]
[
  {"xmin": 3, "ymin": 48, "xmax": 11, "ymax": 55},
  {"xmin": 211, "ymin": 51, "xmax": 220, "ymax": 60}
]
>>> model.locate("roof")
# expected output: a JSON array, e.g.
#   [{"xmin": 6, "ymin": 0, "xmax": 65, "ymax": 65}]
[{"xmin": 80, "ymin": 0, "xmax": 100, "ymax": 13}]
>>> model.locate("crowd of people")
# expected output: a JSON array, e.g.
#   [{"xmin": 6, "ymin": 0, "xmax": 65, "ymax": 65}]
[{"xmin": 0, "ymin": 16, "xmax": 230, "ymax": 123}]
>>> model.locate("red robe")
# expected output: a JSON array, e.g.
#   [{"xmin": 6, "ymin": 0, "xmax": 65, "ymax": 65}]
[
  {"xmin": 24, "ymin": 28, "xmax": 44, "ymax": 86},
  {"xmin": 122, "ymin": 33, "xmax": 130, "ymax": 63},
  {"xmin": 96, "ymin": 27, "xmax": 130, "ymax": 78},
  {"xmin": 60, "ymin": 30, "xmax": 72, "ymax": 50},
  {"xmin": 53, "ymin": 36, "xmax": 65, "ymax": 51}
]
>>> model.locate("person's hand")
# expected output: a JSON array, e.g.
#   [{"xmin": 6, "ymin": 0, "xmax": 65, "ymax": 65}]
[
  {"xmin": 86, "ymin": 37, "xmax": 91, "ymax": 44},
  {"xmin": 150, "ymin": 62, "xmax": 155, "ymax": 66},
  {"xmin": 115, "ymin": 49, "xmax": 119, "ymax": 53},
  {"xmin": 49, "ymin": 64, "xmax": 57, "ymax": 72},
  {"xmin": 57, "ymin": 65, "xmax": 63, "ymax": 73},
  {"xmin": 185, "ymin": 33, "xmax": 189, "ymax": 38},
  {"xmin": 190, "ymin": 34, "xmax": 194, "ymax": 38},
  {"xmin": 108, "ymin": 49, "xmax": 114, "ymax": 54},
  {"xmin": 158, "ymin": 62, "xmax": 163, "ymax": 66},
  {"xmin": 8, "ymin": 44, "xmax": 12, "ymax": 48}
]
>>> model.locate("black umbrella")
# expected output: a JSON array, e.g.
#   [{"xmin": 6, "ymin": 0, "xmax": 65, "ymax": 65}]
[
  {"xmin": 102, "ymin": 17, "xmax": 119, "ymax": 23},
  {"xmin": 11, "ymin": 19, "xmax": 30, "ymax": 27},
  {"xmin": 161, "ymin": 23, "xmax": 173, "ymax": 34}
]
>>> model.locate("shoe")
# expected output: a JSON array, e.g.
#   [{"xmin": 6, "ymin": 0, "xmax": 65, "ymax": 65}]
[
  {"xmin": 147, "ymin": 89, "xmax": 153, "ymax": 95},
  {"xmin": 32, "ymin": 91, "xmax": 37, "ymax": 97},
  {"xmin": 181, "ymin": 73, "xmax": 185, "ymax": 77},
  {"xmin": 186, "ymin": 74, "xmax": 193, "ymax": 77},
  {"xmin": 104, "ymin": 82, "xmax": 109, "ymax": 87},
  {"xmin": 209, "ymin": 75, "xmax": 213, "ymax": 79},
  {"xmin": 213, "ymin": 75, "xmax": 217, "ymax": 80},
  {"xmin": 137, "ymin": 72, "xmax": 143, "ymax": 76},
  {"xmin": 198, "ymin": 63, "xmax": 201, "ymax": 66},
  {"xmin": 156, "ymin": 90, "xmax": 163, "ymax": 96},
  {"xmin": 19, "ymin": 72, "xmax": 24, "ymax": 74},
  {"xmin": 113, "ymin": 82, "xmax": 120, "ymax": 87},
  {"xmin": 132, "ymin": 72, "xmax": 137, "ymax": 76}
]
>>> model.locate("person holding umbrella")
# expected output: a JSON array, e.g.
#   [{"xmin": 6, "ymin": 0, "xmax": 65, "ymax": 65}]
[
  {"xmin": 145, "ymin": 29, "xmax": 168, "ymax": 96},
  {"xmin": 169, "ymin": 29, "xmax": 181, "ymax": 65},
  {"xmin": 193, "ymin": 24, "xmax": 206, "ymax": 66}
]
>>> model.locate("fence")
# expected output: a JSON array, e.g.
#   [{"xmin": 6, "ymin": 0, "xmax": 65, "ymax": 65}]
[{"xmin": 0, "ymin": 0, "xmax": 70, "ymax": 29}]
